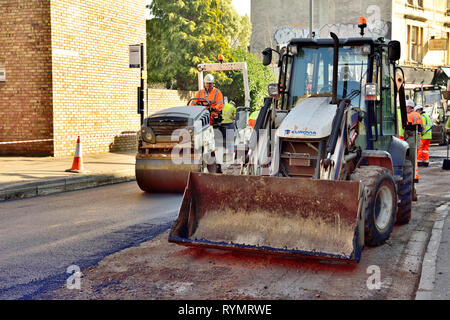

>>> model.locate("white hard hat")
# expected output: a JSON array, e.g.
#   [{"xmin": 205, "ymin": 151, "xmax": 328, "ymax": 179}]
[
  {"xmin": 406, "ymin": 100, "xmax": 415, "ymax": 108},
  {"xmin": 414, "ymin": 105, "xmax": 423, "ymax": 111},
  {"xmin": 204, "ymin": 74, "xmax": 214, "ymax": 83}
]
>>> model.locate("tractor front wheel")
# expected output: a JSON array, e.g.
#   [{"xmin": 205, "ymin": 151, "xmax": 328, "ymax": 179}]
[{"xmin": 351, "ymin": 166, "xmax": 397, "ymax": 246}]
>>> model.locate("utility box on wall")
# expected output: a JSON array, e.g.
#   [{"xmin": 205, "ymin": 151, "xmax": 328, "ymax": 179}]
[
  {"xmin": 129, "ymin": 44, "xmax": 142, "ymax": 68},
  {"xmin": 0, "ymin": 63, "xmax": 5, "ymax": 82}
]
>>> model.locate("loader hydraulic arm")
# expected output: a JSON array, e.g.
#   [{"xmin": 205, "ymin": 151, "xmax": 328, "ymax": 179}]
[
  {"xmin": 395, "ymin": 67, "xmax": 408, "ymax": 129},
  {"xmin": 247, "ymin": 97, "xmax": 274, "ymax": 160},
  {"xmin": 323, "ymin": 99, "xmax": 350, "ymax": 169}
]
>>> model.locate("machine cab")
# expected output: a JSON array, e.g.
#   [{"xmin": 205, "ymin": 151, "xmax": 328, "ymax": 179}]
[{"xmin": 274, "ymin": 37, "xmax": 400, "ymax": 152}]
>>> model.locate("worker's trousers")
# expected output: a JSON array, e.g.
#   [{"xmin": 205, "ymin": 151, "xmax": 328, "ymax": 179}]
[
  {"xmin": 400, "ymin": 135, "xmax": 420, "ymax": 181},
  {"xmin": 418, "ymin": 139, "xmax": 431, "ymax": 166}
]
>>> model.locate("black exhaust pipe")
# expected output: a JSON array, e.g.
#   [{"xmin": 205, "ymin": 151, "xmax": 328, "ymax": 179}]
[{"xmin": 330, "ymin": 32, "xmax": 339, "ymax": 105}]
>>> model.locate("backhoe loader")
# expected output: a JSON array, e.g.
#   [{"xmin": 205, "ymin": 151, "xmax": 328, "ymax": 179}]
[{"xmin": 169, "ymin": 29, "xmax": 420, "ymax": 263}]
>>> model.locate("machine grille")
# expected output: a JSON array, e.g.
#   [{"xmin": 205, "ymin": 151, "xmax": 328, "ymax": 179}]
[
  {"xmin": 147, "ymin": 119, "xmax": 189, "ymax": 136},
  {"xmin": 280, "ymin": 140, "xmax": 323, "ymax": 178}
]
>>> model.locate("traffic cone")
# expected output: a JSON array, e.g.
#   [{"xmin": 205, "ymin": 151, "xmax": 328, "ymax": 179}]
[{"xmin": 66, "ymin": 136, "xmax": 85, "ymax": 173}]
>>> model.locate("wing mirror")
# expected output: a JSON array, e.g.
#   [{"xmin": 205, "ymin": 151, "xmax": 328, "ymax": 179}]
[
  {"xmin": 388, "ymin": 41, "xmax": 401, "ymax": 61},
  {"xmin": 267, "ymin": 83, "xmax": 279, "ymax": 98},
  {"xmin": 262, "ymin": 48, "xmax": 273, "ymax": 66}
]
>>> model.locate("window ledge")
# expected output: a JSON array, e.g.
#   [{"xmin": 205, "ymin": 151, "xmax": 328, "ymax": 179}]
[
  {"xmin": 405, "ymin": 4, "xmax": 424, "ymax": 11},
  {"xmin": 404, "ymin": 14, "xmax": 427, "ymax": 22}
]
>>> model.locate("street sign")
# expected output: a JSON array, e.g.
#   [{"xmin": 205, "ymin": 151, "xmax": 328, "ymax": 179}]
[
  {"xmin": 429, "ymin": 39, "xmax": 447, "ymax": 51},
  {"xmin": 129, "ymin": 44, "xmax": 142, "ymax": 68},
  {"xmin": 130, "ymin": 43, "xmax": 145, "ymax": 124}
]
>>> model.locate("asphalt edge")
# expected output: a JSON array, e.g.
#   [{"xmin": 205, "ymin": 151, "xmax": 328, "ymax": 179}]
[
  {"xmin": 415, "ymin": 204, "xmax": 449, "ymax": 300},
  {"xmin": 0, "ymin": 169, "xmax": 136, "ymax": 202}
]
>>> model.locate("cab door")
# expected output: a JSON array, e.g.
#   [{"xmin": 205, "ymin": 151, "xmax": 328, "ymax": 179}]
[{"xmin": 373, "ymin": 46, "xmax": 396, "ymax": 151}]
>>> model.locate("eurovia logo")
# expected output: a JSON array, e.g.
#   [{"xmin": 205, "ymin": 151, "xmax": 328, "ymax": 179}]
[{"xmin": 284, "ymin": 125, "xmax": 317, "ymax": 136}]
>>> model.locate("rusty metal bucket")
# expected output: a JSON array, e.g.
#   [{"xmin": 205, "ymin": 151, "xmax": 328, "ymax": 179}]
[{"xmin": 169, "ymin": 172, "xmax": 364, "ymax": 262}]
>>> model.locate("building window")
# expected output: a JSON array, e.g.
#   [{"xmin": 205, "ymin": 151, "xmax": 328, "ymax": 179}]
[
  {"xmin": 411, "ymin": 26, "xmax": 418, "ymax": 61},
  {"xmin": 447, "ymin": 33, "xmax": 450, "ymax": 65},
  {"xmin": 408, "ymin": 25, "xmax": 423, "ymax": 63},
  {"xmin": 406, "ymin": 0, "xmax": 424, "ymax": 9}
]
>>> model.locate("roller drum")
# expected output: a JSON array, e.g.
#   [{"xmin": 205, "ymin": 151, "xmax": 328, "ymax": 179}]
[{"xmin": 136, "ymin": 158, "xmax": 201, "ymax": 193}]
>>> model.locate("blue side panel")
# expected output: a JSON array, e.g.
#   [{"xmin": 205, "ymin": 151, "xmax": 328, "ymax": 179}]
[{"xmin": 388, "ymin": 136, "xmax": 409, "ymax": 177}]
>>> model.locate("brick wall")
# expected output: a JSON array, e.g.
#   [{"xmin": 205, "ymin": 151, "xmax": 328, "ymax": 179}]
[
  {"xmin": 0, "ymin": 0, "xmax": 53, "ymax": 156},
  {"xmin": 0, "ymin": 2, "xmax": 190, "ymax": 156},
  {"xmin": 106, "ymin": 89, "xmax": 196, "ymax": 152},
  {"xmin": 50, "ymin": 0, "xmax": 146, "ymax": 156},
  {"xmin": 147, "ymin": 89, "xmax": 196, "ymax": 114}
]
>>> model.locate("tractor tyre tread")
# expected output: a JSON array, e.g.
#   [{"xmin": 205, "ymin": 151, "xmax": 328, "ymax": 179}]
[
  {"xmin": 396, "ymin": 160, "xmax": 413, "ymax": 224},
  {"xmin": 351, "ymin": 166, "xmax": 397, "ymax": 247}
]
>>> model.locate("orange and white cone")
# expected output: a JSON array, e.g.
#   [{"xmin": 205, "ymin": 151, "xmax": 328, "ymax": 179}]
[{"xmin": 66, "ymin": 136, "xmax": 85, "ymax": 173}]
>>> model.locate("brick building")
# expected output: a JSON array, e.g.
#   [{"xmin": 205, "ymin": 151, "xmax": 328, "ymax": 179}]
[
  {"xmin": 250, "ymin": 0, "xmax": 450, "ymax": 86},
  {"xmin": 0, "ymin": 0, "xmax": 146, "ymax": 156}
]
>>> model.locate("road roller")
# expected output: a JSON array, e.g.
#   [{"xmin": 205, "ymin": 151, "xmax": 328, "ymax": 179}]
[{"xmin": 136, "ymin": 61, "xmax": 251, "ymax": 193}]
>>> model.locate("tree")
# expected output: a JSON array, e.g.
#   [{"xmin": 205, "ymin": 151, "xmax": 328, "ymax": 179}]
[
  {"xmin": 147, "ymin": 0, "xmax": 231, "ymax": 90},
  {"xmin": 146, "ymin": 0, "xmax": 252, "ymax": 90},
  {"xmin": 147, "ymin": 1, "xmax": 274, "ymax": 111},
  {"xmin": 218, "ymin": 49, "xmax": 276, "ymax": 112},
  {"xmin": 220, "ymin": 0, "xmax": 251, "ymax": 51}
]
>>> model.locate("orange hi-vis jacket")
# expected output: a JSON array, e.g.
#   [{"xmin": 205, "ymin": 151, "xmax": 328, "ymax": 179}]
[
  {"xmin": 191, "ymin": 88, "xmax": 224, "ymax": 111},
  {"xmin": 190, "ymin": 88, "xmax": 224, "ymax": 124},
  {"xmin": 400, "ymin": 111, "xmax": 423, "ymax": 140},
  {"xmin": 407, "ymin": 111, "xmax": 423, "ymax": 126}
]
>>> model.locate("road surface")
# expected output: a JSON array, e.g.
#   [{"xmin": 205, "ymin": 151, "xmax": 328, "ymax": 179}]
[
  {"xmin": 0, "ymin": 182, "xmax": 181, "ymax": 299},
  {"xmin": 1, "ymin": 148, "xmax": 449, "ymax": 300},
  {"xmin": 43, "ymin": 155, "xmax": 450, "ymax": 300}
]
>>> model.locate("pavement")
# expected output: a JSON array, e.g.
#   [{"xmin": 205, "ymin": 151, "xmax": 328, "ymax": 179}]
[
  {"xmin": 0, "ymin": 151, "xmax": 136, "ymax": 202},
  {"xmin": 415, "ymin": 145, "xmax": 450, "ymax": 300},
  {"xmin": 1, "ymin": 146, "xmax": 449, "ymax": 300}
]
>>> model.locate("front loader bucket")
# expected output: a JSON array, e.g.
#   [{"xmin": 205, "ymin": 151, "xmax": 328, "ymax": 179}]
[{"xmin": 169, "ymin": 173, "xmax": 364, "ymax": 263}]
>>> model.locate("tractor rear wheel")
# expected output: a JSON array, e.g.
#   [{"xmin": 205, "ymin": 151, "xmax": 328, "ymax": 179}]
[
  {"xmin": 351, "ymin": 166, "xmax": 397, "ymax": 246},
  {"xmin": 396, "ymin": 160, "xmax": 413, "ymax": 224}
]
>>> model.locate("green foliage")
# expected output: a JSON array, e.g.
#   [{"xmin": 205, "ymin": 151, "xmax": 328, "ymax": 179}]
[
  {"xmin": 220, "ymin": 0, "xmax": 251, "ymax": 51},
  {"xmin": 147, "ymin": 0, "xmax": 235, "ymax": 90},
  {"xmin": 217, "ymin": 49, "xmax": 276, "ymax": 112},
  {"xmin": 147, "ymin": 0, "xmax": 274, "ymax": 111}
]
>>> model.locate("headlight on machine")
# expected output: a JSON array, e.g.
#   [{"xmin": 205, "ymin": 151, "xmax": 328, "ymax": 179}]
[
  {"xmin": 140, "ymin": 126, "xmax": 156, "ymax": 143},
  {"xmin": 365, "ymin": 83, "xmax": 377, "ymax": 101},
  {"xmin": 177, "ymin": 127, "xmax": 194, "ymax": 144}
]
